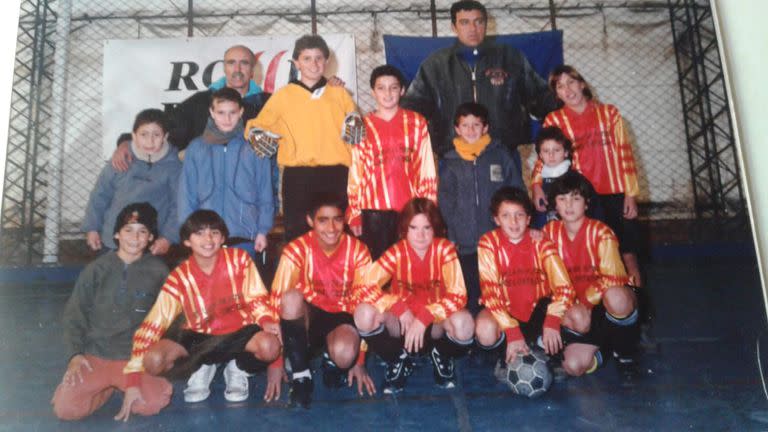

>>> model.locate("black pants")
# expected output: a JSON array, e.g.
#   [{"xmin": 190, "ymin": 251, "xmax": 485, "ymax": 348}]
[
  {"xmin": 360, "ymin": 210, "xmax": 399, "ymax": 260},
  {"xmin": 282, "ymin": 165, "xmax": 348, "ymax": 242},
  {"xmin": 458, "ymin": 253, "xmax": 481, "ymax": 316}
]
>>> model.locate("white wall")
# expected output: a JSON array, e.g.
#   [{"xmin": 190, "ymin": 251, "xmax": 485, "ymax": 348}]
[{"xmin": 711, "ymin": 0, "xmax": 768, "ymax": 317}]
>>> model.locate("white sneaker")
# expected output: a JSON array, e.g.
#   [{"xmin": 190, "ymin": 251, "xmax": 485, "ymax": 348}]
[
  {"xmin": 183, "ymin": 363, "xmax": 217, "ymax": 403},
  {"xmin": 223, "ymin": 360, "xmax": 249, "ymax": 402}
]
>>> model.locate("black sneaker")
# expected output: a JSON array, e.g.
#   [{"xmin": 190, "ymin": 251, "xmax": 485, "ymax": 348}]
[
  {"xmin": 616, "ymin": 356, "xmax": 640, "ymax": 388},
  {"xmin": 430, "ymin": 347, "xmax": 456, "ymax": 389},
  {"xmin": 382, "ymin": 351, "xmax": 412, "ymax": 394},
  {"xmin": 321, "ymin": 352, "xmax": 347, "ymax": 389},
  {"xmin": 289, "ymin": 377, "xmax": 313, "ymax": 409}
]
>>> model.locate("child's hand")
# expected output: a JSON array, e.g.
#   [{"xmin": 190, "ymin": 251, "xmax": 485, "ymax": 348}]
[
  {"xmin": 111, "ymin": 141, "xmax": 133, "ymax": 172},
  {"xmin": 328, "ymin": 75, "xmax": 346, "ymax": 87},
  {"xmin": 528, "ymin": 229, "xmax": 543, "ymax": 241},
  {"xmin": 254, "ymin": 234, "xmax": 268, "ymax": 253},
  {"xmin": 404, "ymin": 319, "xmax": 427, "ymax": 353},
  {"xmin": 399, "ymin": 309, "xmax": 415, "ymax": 335},
  {"xmin": 264, "ymin": 365, "xmax": 287, "ymax": 402},
  {"xmin": 347, "ymin": 364, "xmax": 376, "ymax": 397},
  {"xmin": 542, "ymin": 327, "xmax": 563, "ymax": 355},
  {"xmin": 533, "ymin": 184, "xmax": 547, "ymax": 212},
  {"xmin": 86, "ymin": 231, "xmax": 102, "ymax": 251},
  {"xmin": 114, "ymin": 386, "xmax": 144, "ymax": 422},
  {"xmin": 623, "ymin": 195, "xmax": 638, "ymax": 219},
  {"xmin": 505, "ymin": 339, "xmax": 530, "ymax": 363},
  {"xmin": 150, "ymin": 237, "xmax": 170, "ymax": 255},
  {"xmin": 351, "ymin": 225, "xmax": 363, "ymax": 237}
]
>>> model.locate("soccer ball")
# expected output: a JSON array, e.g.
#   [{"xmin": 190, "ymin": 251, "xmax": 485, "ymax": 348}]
[{"xmin": 496, "ymin": 349, "xmax": 553, "ymax": 398}]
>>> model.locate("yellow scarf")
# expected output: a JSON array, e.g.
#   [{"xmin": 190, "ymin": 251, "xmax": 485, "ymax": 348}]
[{"xmin": 453, "ymin": 134, "xmax": 491, "ymax": 161}]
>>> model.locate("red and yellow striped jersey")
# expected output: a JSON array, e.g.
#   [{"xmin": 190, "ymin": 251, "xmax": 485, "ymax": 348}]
[
  {"xmin": 347, "ymin": 109, "xmax": 438, "ymax": 226},
  {"xmin": 271, "ymin": 232, "xmax": 372, "ymax": 314},
  {"xmin": 123, "ymin": 247, "xmax": 275, "ymax": 384},
  {"xmin": 532, "ymin": 101, "xmax": 639, "ymax": 197},
  {"xmin": 478, "ymin": 229, "xmax": 574, "ymax": 343},
  {"xmin": 543, "ymin": 218, "xmax": 629, "ymax": 307},
  {"xmin": 357, "ymin": 238, "xmax": 466, "ymax": 326}
]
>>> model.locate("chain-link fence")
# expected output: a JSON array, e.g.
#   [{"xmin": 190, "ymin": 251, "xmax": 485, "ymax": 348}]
[{"xmin": 1, "ymin": 0, "xmax": 733, "ymax": 265}]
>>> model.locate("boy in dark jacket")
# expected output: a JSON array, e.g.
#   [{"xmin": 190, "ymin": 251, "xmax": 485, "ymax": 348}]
[{"xmin": 438, "ymin": 102, "xmax": 522, "ymax": 315}]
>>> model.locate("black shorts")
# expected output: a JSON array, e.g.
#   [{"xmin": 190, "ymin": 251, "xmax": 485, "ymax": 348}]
[
  {"xmin": 562, "ymin": 303, "xmax": 612, "ymax": 358},
  {"xmin": 164, "ymin": 324, "xmax": 266, "ymax": 380},
  {"xmin": 593, "ymin": 193, "xmax": 640, "ymax": 254},
  {"xmin": 307, "ymin": 303, "xmax": 356, "ymax": 355}
]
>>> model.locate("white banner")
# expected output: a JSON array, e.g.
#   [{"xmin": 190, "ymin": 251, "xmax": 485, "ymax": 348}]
[{"xmin": 102, "ymin": 34, "xmax": 357, "ymax": 158}]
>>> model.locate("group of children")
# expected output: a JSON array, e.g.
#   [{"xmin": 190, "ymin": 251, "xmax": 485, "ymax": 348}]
[{"xmin": 55, "ymin": 31, "xmax": 645, "ymax": 422}]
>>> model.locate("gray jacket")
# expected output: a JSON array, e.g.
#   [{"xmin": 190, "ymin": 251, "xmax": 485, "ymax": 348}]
[
  {"xmin": 63, "ymin": 252, "xmax": 168, "ymax": 361},
  {"xmin": 439, "ymin": 140, "xmax": 523, "ymax": 255},
  {"xmin": 401, "ymin": 38, "xmax": 556, "ymax": 157}
]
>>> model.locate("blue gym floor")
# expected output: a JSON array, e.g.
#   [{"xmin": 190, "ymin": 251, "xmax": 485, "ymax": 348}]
[{"xmin": 1, "ymin": 243, "xmax": 767, "ymax": 431}]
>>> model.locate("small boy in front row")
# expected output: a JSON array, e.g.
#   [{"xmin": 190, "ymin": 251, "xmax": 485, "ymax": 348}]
[
  {"xmin": 439, "ymin": 102, "xmax": 523, "ymax": 315},
  {"xmin": 542, "ymin": 171, "xmax": 640, "ymax": 383},
  {"xmin": 53, "ymin": 203, "xmax": 172, "ymax": 420},
  {"xmin": 115, "ymin": 210, "xmax": 281, "ymax": 421},
  {"xmin": 83, "ymin": 109, "xmax": 181, "ymax": 255},
  {"xmin": 347, "ymin": 65, "xmax": 438, "ymax": 260},
  {"xmin": 474, "ymin": 188, "xmax": 575, "ymax": 371},
  {"xmin": 268, "ymin": 194, "xmax": 375, "ymax": 409}
]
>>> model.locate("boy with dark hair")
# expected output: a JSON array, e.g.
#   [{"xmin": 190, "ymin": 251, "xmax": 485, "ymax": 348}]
[
  {"xmin": 178, "ymin": 87, "xmax": 274, "ymax": 260},
  {"xmin": 439, "ymin": 102, "xmax": 522, "ymax": 315},
  {"xmin": 83, "ymin": 109, "xmax": 181, "ymax": 255},
  {"xmin": 115, "ymin": 210, "xmax": 280, "ymax": 421},
  {"xmin": 347, "ymin": 64, "xmax": 438, "ymax": 259},
  {"xmin": 53, "ymin": 203, "xmax": 172, "ymax": 420},
  {"xmin": 267, "ymin": 193, "xmax": 375, "ymax": 408},
  {"xmin": 245, "ymin": 34, "xmax": 364, "ymax": 241},
  {"xmin": 474, "ymin": 187, "xmax": 574, "ymax": 372},
  {"xmin": 542, "ymin": 171, "xmax": 640, "ymax": 382}
]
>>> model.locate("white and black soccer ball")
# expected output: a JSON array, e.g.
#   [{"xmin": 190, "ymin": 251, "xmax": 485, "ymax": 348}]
[{"xmin": 497, "ymin": 349, "xmax": 553, "ymax": 398}]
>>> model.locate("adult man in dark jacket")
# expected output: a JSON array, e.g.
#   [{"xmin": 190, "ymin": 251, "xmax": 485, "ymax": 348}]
[{"xmin": 401, "ymin": 0, "xmax": 556, "ymax": 162}]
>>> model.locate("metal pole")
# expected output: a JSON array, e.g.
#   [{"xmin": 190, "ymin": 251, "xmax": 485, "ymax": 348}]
[
  {"xmin": 548, "ymin": 0, "xmax": 557, "ymax": 30},
  {"xmin": 430, "ymin": 0, "xmax": 437, "ymax": 37},
  {"xmin": 42, "ymin": 0, "xmax": 72, "ymax": 264},
  {"xmin": 187, "ymin": 0, "xmax": 194, "ymax": 37},
  {"xmin": 311, "ymin": 0, "xmax": 317, "ymax": 35}
]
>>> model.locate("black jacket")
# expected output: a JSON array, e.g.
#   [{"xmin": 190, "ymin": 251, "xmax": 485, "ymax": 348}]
[{"xmin": 401, "ymin": 38, "xmax": 557, "ymax": 157}]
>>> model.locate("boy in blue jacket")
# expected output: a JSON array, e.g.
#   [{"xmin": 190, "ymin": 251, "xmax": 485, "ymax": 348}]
[
  {"xmin": 83, "ymin": 109, "xmax": 181, "ymax": 255},
  {"xmin": 178, "ymin": 87, "xmax": 274, "ymax": 259},
  {"xmin": 438, "ymin": 102, "xmax": 522, "ymax": 315}
]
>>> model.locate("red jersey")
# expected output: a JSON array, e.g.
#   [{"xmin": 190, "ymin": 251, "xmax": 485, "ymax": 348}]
[
  {"xmin": 271, "ymin": 232, "xmax": 372, "ymax": 314},
  {"xmin": 357, "ymin": 238, "xmax": 466, "ymax": 326},
  {"xmin": 532, "ymin": 101, "xmax": 639, "ymax": 197},
  {"xmin": 543, "ymin": 218, "xmax": 629, "ymax": 307},
  {"xmin": 478, "ymin": 229, "xmax": 574, "ymax": 343},
  {"xmin": 124, "ymin": 247, "xmax": 274, "ymax": 384},
  {"xmin": 347, "ymin": 109, "xmax": 437, "ymax": 226}
]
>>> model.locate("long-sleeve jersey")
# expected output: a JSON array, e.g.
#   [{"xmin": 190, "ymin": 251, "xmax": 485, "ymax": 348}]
[
  {"xmin": 478, "ymin": 229, "xmax": 574, "ymax": 343},
  {"xmin": 244, "ymin": 80, "xmax": 356, "ymax": 168},
  {"xmin": 357, "ymin": 238, "xmax": 467, "ymax": 326},
  {"xmin": 532, "ymin": 101, "xmax": 639, "ymax": 197},
  {"xmin": 346, "ymin": 108, "xmax": 438, "ymax": 227},
  {"xmin": 123, "ymin": 247, "xmax": 275, "ymax": 385},
  {"xmin": 271, "ymin": 232, "xmax": 372, "ymax": 314},
  {"xmin": 543, "ymin": 218, "xmax": 629, "ymax": 307}
]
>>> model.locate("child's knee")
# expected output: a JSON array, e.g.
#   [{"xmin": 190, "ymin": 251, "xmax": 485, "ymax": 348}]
[
  {"xmin": 249, "ymin": 332, "xmax": 281, "ymax": 362},
  {"xmin": 562, "ymin": 355, "xmax": 589, "ymax": 377},
  {"xmin": 142, "ymin": 351, "xmax": 166, "ymax": 376},
  {"xmin": 328, "ymin": 327, "xmax": 359, "ymax": 369},
  {"xmin": 353, "ymin": 303, "xmax": 379, "ymax": 333},
  {"xmin": 280, "ymin": 289, "xmax": 305, "ymax": 319},
  {"xmin": 447, "ymin": 310, "xmax": 475, "ymax": 342},
  {"xmin": 603, "ymin": 286, "xmax": 636, "ymax": 318},
  {"xmin": 474, "ymin": 312, "xmax": 500, "ymax": 346},
  {"xmin": 563, "ymin": 305, "xmax": 591, "ymax": 334}
]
